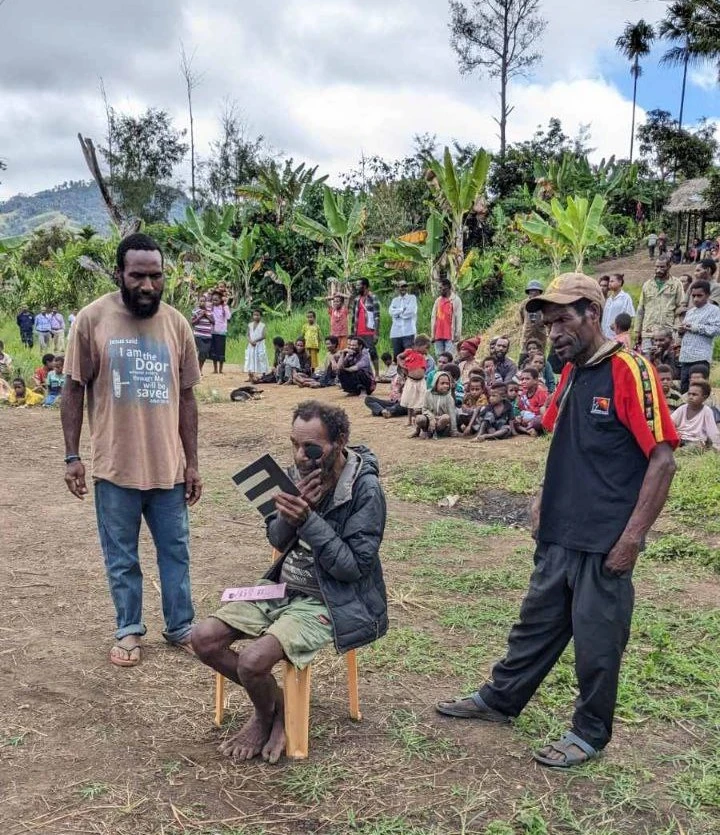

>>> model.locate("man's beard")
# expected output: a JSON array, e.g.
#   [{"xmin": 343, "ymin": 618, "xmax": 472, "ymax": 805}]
[{"xmin": 120, "ymin": 282, "xmax": 163, "ymax": 319}]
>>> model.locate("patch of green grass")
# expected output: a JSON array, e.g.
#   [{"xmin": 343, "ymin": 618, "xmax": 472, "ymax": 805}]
[
  {"xmin": 668, "ymin": 452, "xmax": 720, "ymax": 532},
  {"xmin": 0, "ymin": 732, "xmax": 26, "ymax": 748},
  {"xmin": 383, "ymin": 520, "xmax": 511, "ymax": 563},
  {"xmin": 414, "ymin": 565, "xmax": 529, "ymax": 594},
  {"xmin": 669, "ymin": 744, "xmax": 720, "ymax": 814},
  {"xmin": 280, "ymin": 761, "xmax": 348, "ymax": 805},
  {"xmin": 644, "ymin": 534, "xmax": 720, "ymax": 573},
  {"xmin": 363, "ymin": 628, "xmax": 443, "ymax": 677},
  {"xmin": 76, "ymin": 782, "xmax": 110, "ymax": 801},
  {"xmin": 439, "ymin": 600, "xmax": 520, "ymax": 632},
  {"xmin": 387, "ymin": 709, "xmax": 454, "ymax": 760},
  {"xmin": 392, "ymin": 459, "xmax": 542, "ymax": 504},
  {"xmin": 339, "ymin": 814, "xmax": 432, "ymax": 835}
]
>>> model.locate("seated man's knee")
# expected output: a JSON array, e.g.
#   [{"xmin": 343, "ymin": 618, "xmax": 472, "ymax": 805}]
[
  {"xmin": 415, "ymin": 415, "xmax": 428, "ymax": 430},
  {"xmin": 191, "ymin": 618, "xmax": 229, "ymax": 661},
  {"xmin": 236, "ymin": 636, "xmax": 283, "ymax": 683}
]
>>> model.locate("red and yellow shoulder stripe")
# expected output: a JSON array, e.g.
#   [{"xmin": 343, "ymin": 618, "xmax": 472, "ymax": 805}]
[{"xmin": 612, "ymin": 349, "xmax": 666, "ymax": 445}]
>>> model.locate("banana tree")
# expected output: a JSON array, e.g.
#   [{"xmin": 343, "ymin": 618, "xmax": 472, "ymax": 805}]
[
  {"xmin": 379, "ymin": 211, "xmax": 445, "ymax": 292},
  {"xmin": 293, "ymin": 186, "xmax": 367, "ymax": 291},
  {"xmin": 424, "ymin": 147, "xmax": 490, "ymax": 273},
  {"xmin": 266, "ymin": 263, "xmax": 307, "ymax": 312},
  {"xmin": 518, "ymin": 194, "xmax": 610, "ymax": 274},
  {"xmin": 181, "ymin": 206, "xmax": 262, "ymax": 302},
  {"xmin": 238, "ymin": 160, "xmax": 327, "ymax": 226}
]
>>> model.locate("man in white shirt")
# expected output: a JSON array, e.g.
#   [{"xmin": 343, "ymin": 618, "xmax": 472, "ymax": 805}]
[
  {"xmin": 388, "ymin": 280, "xmax": 418, "ymax": 360},
  {"xmin": 601, "ymin": 274, "xmax": 635, "ymax": 340}
]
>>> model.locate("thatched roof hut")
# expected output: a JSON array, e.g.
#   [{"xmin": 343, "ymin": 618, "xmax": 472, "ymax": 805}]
[
  {"xmin": 663, "ymin": 177, "xmax": 714, "ymax": 248},
  {"xmin": 664, "ymin": 177, "xmax": 710, "ymax": 214}
]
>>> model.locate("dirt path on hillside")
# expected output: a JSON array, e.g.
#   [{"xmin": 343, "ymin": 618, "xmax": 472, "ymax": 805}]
[{"xmin": 593, "ymin": 248, "xmax": 696, "ymax": 287}]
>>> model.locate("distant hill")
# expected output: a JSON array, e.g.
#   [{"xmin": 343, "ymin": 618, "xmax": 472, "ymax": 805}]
[
  {"xmin": 0, "ymin": 180, "xmax": 190, "ymax": 238},
  {"xmin": 0, "ymin": 181, "xmax": 111, "ymax": 236}
]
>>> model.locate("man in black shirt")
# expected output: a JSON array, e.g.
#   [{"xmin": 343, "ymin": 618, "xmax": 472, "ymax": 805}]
[{"xmin": 437, "ymin": 274, "xmax": 678, "ymax": 768}]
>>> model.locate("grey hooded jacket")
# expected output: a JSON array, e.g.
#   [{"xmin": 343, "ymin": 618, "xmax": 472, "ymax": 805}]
[{"xmin": 264, "ymin": 445, "xmax": 388, "ymax": 654}]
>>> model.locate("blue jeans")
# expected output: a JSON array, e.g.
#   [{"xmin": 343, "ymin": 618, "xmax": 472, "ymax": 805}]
[
  {"xmin": 94, "ymin": 480, "xmax": 194, "ymax": 642},
  {"xmin": 434, "ymin": 339, "xmax": 455, "ymax": 357}
]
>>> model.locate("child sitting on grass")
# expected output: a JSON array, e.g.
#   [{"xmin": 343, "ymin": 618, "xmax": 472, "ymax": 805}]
[
  {"xmin": 377, "ymin": 352, "xmax": 398, "ymax": 383},
  {"xmin": 481, "ymin": 356, "xmax": 502, "ymax": 393},
  {"xmin": 412, "ymin": 370, "xmax": 458, "ymax": 439},
  {"xmin": 33, "ymin": 353, "xmax": 55, "ymax": 390},
  {"xmin": 657, "ymin": 364, "xmax": 682, "ymax": 410},
  {"xmin": 277, "ymin": 343, "xmax": 301, "ymax": 384},
  {"xmin": 426, "ymin": 351, "xmax": 452, "ymax": 387},
  {"xmin": 457, "ymin": 375, "xmax": 488, "ymax": 436},
  {"xmin": 476, "ymin": 382, "xmax": 513, "ymax": 442},
  {"xmin": 294, "ymin": 338, "xmax": 312, "ymax": 377},
  {"xmin": 515, "ymin": 367, "xmax": 549, "ymax": 436},
  {"xmin": 399, "ymin": 335, "xmax": 432, "ymax": 426},
  {"xmin": 506, "ymin": 380, "xmax": 521, "ymax": 419},
  {"xmin": 6, "ymin": 378, "xmax": 45, "ymax": 407},
  {"xmin": 671, "ymin": 380, "xmax": 720, "ymax": 450},
  {"xmin": 44, "ymin": 355, "xmax": 65, "ymax": 406},
  {"xmin": 524, "ymin": 338, "xmax": 556, "ymax": 393},
  {"xmin": 301, "ymin": 310, "xmax": 322, "ymax": 371},
  {"xmin": 611, "ymin": 312, "xmax": 633, "ymax": 349}
]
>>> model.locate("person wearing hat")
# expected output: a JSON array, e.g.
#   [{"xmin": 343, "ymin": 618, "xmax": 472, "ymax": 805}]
[
  {"xmin": 388, "ymin": 280, "xmax": 418, "ymax": 361},
  {"xmin": 437, "ymin": 273, "xmax": 678, "ymax": 769},
  {"xmin": 457, "ymin": 337, "xmax": 482, "ymax": 385},
  {"xmin": 517, "ymin": 279, "xmax": 549, "ymax": 355}
]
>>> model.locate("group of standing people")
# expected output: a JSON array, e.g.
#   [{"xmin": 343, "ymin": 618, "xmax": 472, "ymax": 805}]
[{"xmin": 16, "ymin": 305, "xmax": 75, "ymax": 351}]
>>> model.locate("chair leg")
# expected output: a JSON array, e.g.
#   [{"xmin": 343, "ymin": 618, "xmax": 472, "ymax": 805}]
[
  {"xmin": 346, "ymin": 649, "xmax": 362, "ymax": 721},
  {"xmin": 283, "ymin": 662, "xmax": 311, "ymax": 759},
  {"xmin": 214, "ymin": 672, "xmax": 225, "ymax": 727}
]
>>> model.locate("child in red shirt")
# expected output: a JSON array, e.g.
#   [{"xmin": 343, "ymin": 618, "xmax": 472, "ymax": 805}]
[
  {"xmin": 399, "ymin": 335, "xmax": 431, "ymax": 427},
  {"xmin": 515, "ymin": 367, "xmax": 549, "ymax": 436},
  {"xmin": 328, "ymin": 294, "xmax": 349, "ymax": 350}
]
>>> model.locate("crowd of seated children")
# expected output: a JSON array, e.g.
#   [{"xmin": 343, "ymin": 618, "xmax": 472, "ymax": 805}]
[
  {"xmin": 277, "ymin": 342, "xmax": 301, "ymax": 384},
  {"xmin": 671, "ymin": 380, "xmax": 720, "ymax": 450}
]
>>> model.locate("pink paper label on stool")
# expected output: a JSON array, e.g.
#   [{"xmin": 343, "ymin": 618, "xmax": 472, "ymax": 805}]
[{"xmin": 221, "ymin": 583, "xmax": 287, "ymax": 603}]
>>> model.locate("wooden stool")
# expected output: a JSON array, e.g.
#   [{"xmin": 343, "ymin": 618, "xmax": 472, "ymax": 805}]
[
  {"xmin": 213, "ymin": 649, "xmax": 361, "ymax": 759},
  {"xmin": 212, "ymin": 549, "xmax": 362, "ymax": 759}
]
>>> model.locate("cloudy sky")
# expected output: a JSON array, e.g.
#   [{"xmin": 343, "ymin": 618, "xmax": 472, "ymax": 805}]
[{"xmin": 2, "ymin": 0, "xmax": 720, "ymax": 199}]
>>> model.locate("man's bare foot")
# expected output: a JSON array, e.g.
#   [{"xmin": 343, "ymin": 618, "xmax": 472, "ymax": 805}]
[
  {"xmin": 261, "ymin": 702, "xmax": 286, "ymax": 764},
  {"xmin": 218, "ymin": 710, "xmax": 273, "ymax": 760}
]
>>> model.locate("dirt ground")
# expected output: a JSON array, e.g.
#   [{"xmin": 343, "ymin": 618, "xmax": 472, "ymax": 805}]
[{"xmin": 1, "ymin": 316, "xmax": 719, "ymax": 833}]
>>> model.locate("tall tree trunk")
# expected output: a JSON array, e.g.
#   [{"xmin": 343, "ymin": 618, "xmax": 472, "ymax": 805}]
[
  {"xmin": 678, "ymin": 51, "xmax": 689, "ymax": 131},
  {"xmin": 188, "ymin": 87, "xmax": 196, "ymax": 208},
  {"xmin": 629, "ymin": 62, "xmax": 638, "ymax": 162}
]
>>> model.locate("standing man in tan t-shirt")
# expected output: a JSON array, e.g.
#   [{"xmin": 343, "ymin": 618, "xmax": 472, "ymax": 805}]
[{"xmin": 62, "ymin": 233, "xmax": 202, "ymax": 668}]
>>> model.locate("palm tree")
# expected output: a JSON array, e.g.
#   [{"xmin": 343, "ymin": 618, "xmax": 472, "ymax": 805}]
[
  {"xmin": 616, "ymin": 20, "xmax": 655, "ymax": 162},
  {"xmin": 658, "ymin": 0, "xmax": 705, "ymax": 130}
]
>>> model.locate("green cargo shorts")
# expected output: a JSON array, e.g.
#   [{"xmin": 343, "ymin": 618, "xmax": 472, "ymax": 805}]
[{"xmin": 212, "ymin": 582, "xmax": 334, "ymax": 669}]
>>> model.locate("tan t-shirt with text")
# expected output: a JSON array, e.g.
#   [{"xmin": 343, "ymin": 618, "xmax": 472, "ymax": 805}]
[{"xmin": 65, "ymin": 292, "xmax": 201, "ymax": 490}]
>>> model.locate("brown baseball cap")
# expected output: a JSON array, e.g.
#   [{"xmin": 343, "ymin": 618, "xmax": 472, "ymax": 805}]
[{"xmin": 525, "ymin": 272, "xmax": 605, "ymax": 313}]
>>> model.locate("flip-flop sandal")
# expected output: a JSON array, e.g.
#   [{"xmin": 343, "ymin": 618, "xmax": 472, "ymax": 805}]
[
  {"xmin": 168, "ymin": 638, "xmax": 195, "ymax": 656},
  {"xmin": 435, "ymin": 693, "xmax": 511, "ymax": 723},
  {"xmin": 110, "ymin": 643, "xmax": 142, "ymax": 668},
  {"xmin": 532, "ymin": 731, "xmax": 599, "ymax": 768}
]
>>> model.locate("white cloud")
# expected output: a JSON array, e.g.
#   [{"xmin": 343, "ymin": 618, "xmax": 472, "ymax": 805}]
[{"xmin": 0, "ymin": 0, "xmax": 698, "ymax": 199}]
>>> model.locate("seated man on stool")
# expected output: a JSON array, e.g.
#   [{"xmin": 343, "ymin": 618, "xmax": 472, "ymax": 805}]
[{"xmin": 192, "ymin": 400, "xmax": 388, "ymax": 763}]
